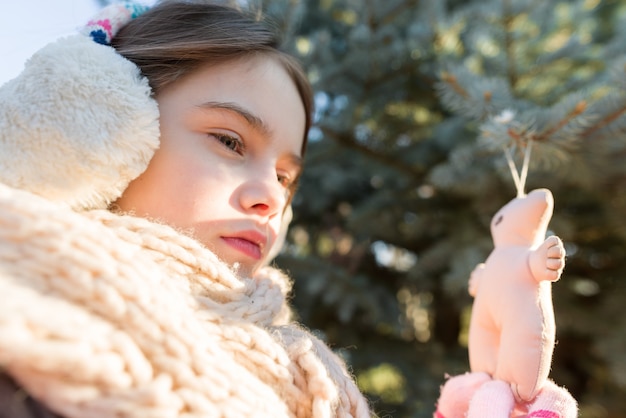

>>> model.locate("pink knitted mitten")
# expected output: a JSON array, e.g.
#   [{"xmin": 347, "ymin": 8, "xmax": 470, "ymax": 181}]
[
  {"xmin": 525, "ymin": 380, "xmax": 578, "ymax": 418},
  {"xmin": 434, "ymin": 372, "xmax": 490, "ymax": 418},
  {"xmin": 434, "ymin": 374, "xmax": 577, "ymax": 418},
  {"xmin": 466, "ymin": 379, "xmax": 515, "ymax": 418}
]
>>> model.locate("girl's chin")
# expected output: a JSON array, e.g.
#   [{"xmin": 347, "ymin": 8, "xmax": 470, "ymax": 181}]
[
  {"xmin": 203, "ymin": 241, "xmax": 264, "ymax": 278},
  {"xmin": 229, "ymin": 261, "xmax": 259, "ymax": 278}
]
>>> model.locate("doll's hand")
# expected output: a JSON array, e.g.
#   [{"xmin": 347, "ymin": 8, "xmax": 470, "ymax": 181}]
[
  {"xmin": 529, "ymin": 235, "xmax": 565, "ymax": 283},
  {"xmin": 468, "ymin": 263, "xmax": 485, "ymax": 297}
]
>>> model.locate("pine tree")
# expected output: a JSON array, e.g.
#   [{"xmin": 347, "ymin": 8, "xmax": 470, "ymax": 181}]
[{"xmin": 256, "ymin": 0, "xmax": 626, "ymax": 416}]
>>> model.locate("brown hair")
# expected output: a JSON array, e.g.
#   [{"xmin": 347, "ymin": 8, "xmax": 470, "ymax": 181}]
[{"xmin": 111, "ymin": 0, "xmax": 313, "ymax": 153}]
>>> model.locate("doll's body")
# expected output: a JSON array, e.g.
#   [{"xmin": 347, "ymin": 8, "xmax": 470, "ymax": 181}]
[
  {"xmin": 435, "ymin": 188, "xmax": 575, "ymax": 418},
  {"xmin": 469, "ymin": 188, "xmax": 563, "ymax": 402}
]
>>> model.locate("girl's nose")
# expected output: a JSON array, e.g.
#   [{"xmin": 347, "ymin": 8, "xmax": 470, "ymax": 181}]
[{"xmin": 239, "ymin": 175, "xmax": 285, "ymax": 218}]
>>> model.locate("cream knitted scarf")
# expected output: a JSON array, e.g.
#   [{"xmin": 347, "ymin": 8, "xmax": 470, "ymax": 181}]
[{"xmin": 0, "ymin": 183, "xmax": 370, "ymax": 418}]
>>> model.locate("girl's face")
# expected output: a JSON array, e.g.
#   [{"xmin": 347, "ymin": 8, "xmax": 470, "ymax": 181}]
[{"xmin": 115, "ymin": 55, "xmax": 306, "ymax": 277}]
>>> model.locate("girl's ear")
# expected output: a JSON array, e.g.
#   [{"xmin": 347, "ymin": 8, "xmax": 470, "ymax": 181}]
[{"xmin": 0, "ymin": 34, "xmax": 159, "ymax": 211}]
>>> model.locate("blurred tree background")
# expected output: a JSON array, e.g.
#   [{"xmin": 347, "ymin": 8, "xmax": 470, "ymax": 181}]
[{"xmin": 254, "ymin": 0, "xmax": 626, "ymax": 416}]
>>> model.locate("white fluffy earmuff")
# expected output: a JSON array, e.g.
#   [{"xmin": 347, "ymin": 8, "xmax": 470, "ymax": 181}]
[{"xmin": 0, "ymin": 34, "xmax": 159, "ymax": 210}]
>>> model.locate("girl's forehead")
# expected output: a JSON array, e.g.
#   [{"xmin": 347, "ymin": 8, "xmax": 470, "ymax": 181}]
[
  {"xmin": 158, "ymin": 55, "xmax": 306, "ymax": 155},
  {"xmin": 161, "ymin": 55, "xmax": 291, "ymax": 100}
]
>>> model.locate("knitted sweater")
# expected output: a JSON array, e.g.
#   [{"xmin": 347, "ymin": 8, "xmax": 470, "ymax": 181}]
[
  {"xmin": 0, "ymin": 183, "xmax": 369, "ymax": 417},
  {"xmin": 0, "ymin": 32, "xmax": 370, "ymax": 418}
]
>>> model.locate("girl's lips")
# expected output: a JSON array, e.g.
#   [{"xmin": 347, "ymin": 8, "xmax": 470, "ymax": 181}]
[{"xmin": 221, "ymin": 236, "xmax": 263, "ymax": 260}]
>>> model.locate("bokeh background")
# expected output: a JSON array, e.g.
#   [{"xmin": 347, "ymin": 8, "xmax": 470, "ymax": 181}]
[
  {"xmin": 3, "ymin": 0, "xmax": 626, "ymax": 417},
  {"xmin": 269, "ymin": 1, "xmax": 626, "ymax": 416}
]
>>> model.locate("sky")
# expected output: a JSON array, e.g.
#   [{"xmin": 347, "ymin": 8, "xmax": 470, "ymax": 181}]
[
  {"xmin": 0, "ymin": 0, "xmax": 154, "ymax": 86},
  {"xmin": 0, "ymin": 0, "xmax": 100, "ymax": 85}
]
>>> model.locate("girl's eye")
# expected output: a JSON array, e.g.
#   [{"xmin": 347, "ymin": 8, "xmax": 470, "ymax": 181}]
[
  {"xmin": 278, "ymin": 173, "xmax": 300, "ymax": 199},
  {"xmin": 212, "ymin": 133, "xmax": 244, "ymax": 154},
  {"xmin": 277, "ymin": 173, "xmax": 291, "ymax": 188}
]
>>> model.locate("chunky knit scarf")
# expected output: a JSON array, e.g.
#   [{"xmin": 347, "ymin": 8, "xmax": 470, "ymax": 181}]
[
  {"xmin": 0, "ymin": 3, "xmax": 369, "ymax": 415},
  {"xmin": 0, "ymin": 183, "xmax": 369, "ymax": 417}
]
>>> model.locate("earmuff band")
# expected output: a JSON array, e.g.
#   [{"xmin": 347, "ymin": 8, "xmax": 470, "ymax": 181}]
[{"xmin": 82, "ymin": 1, "xmax": 150, "ymax": 45}]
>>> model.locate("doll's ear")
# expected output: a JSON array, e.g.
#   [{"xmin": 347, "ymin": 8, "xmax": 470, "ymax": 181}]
[{"xmin": 0, "ymin": 34, "xmax": 159, "ymax": 210}]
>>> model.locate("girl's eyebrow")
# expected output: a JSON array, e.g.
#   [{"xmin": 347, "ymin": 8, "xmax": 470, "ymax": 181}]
[
  {"xmin": 198, "ymin": 100, "xmax": 303, "ymax": 173},
  {"xmin": 286, "ymin": 154, "xmax": 303, "ymax": 173},
  {"xmin": 197, "ymin": 101, "xmax": 272, "ymax": 137}
]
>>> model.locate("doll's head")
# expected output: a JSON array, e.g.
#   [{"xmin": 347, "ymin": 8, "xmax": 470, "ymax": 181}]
[{"xmin": 490, "ymin": 188, "xmax": 554, "ymax": 248}]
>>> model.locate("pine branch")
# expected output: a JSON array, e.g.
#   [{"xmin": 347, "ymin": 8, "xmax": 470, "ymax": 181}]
[
  {"xmin": 533, "ymin": 100, "xmax": 587, "ymax": 142},
  {"xmin": 319, "ymin": 126, "xmax": 425, "ymax": 180},
  {"xmin": 582, "ymin": 102, "xmax": 626, "ymax": 139},
  {"xmin": 502, "ymin": 0, "xmax": 518, "ymax": 88},
  {"xmin": 440, "ymin": 72, "xmax": 470, "ymax": 100},
  {"xmin": 376, "ymin": 0, "xmax": 421, "ymax": 29},
  {"xmin": 437, "ymin": 71, "xmax": 499, "ymax": 121}
]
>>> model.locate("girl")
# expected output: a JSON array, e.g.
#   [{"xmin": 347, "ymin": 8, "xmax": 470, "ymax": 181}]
[
  {"xmin": 0, "ymin": 1, "xmax": 369, "ymax": 417},
  {"xmin": 0, "ymin": 1, "xmax": 577, "ymax": 417}
]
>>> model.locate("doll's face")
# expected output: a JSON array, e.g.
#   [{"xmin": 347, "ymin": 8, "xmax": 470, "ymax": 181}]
[{"xmin": 115, "ymin": 55, "xmax": 305, "ymax": 277}]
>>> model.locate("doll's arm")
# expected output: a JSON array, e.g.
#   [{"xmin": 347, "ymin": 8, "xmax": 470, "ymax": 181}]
[
  {"xmin": 529, "ymin": 236, "xmax": 565, "ymax": 283},
  {"xmin": 468, "ymin": 263, "xmax": 486, "ymax": 297}
]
